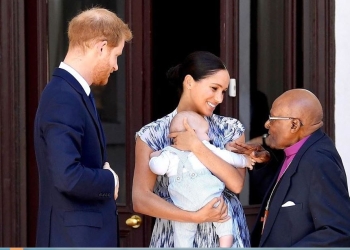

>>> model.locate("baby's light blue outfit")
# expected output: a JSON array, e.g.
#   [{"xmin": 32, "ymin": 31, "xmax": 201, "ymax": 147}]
[{"xmin": 150, "ymin": 140, "xmax": 248, "ymax": 247}]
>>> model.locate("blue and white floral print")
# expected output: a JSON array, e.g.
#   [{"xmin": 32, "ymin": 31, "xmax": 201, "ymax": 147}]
[{"xmin": 136, "ymin": 109, "xmax": 250, "ymax": 248}]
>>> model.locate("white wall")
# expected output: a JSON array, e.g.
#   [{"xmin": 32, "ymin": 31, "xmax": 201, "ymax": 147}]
[
  {"xmin": 335, "ymin": 0, "xmax": 350, "ymax": 187},
  {"xmin": 238, "ymin": 0, "xmax": 251, "ymax": 206}
]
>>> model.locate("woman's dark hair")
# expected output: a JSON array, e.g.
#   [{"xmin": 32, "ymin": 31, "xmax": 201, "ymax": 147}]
[{"xmin": 166, "ymin": 51, "xmax": 227, "ymax": 95}]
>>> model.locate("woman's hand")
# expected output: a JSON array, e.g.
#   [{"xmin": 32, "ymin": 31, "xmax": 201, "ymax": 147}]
[
  {"xmin": 194, "ymin": 196, "xmax": 230, "ymax": 223},
  {"xmin": 168, "ymin": 117, "xmax": 201, "ymax": 151},
  {"xmin": 226, "ymin": 141, "xmax": 270, "ymax": 163},
  {"xmin": 170, "ymin": 118, "xmax": 246, "ymax": 193}
]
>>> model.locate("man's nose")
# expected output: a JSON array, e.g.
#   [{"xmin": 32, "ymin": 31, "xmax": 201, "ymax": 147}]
[{"xmin": 113, "ymin": 63, "xmax": 118, "ymax": 71}]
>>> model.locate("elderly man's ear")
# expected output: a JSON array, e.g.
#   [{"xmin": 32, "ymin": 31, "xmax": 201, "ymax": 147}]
[{"xmin": 291, "ymin": 120, "xmax": 302, "ymax": 132}]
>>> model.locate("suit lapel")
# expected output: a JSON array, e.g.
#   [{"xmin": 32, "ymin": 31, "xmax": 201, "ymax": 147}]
[
  {"xmin": 53, "ymin": 68, "xmax": 107, "ymax": 161},
  {"xmin": 260, "ymin": 163, "xmax": 295, "ymax": 245},
  {"xmin": 260, "ymin": 129, "xmax": 324, "ymax": 245}
]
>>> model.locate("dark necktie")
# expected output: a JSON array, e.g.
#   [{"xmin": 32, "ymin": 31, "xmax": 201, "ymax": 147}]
[
  {"xmin": 88, "ymin": 91, "xmax": 107, "ymax": 161},
  {"xmin": 89, "ymin": 92, "xmax": 98, "ymax": 117}
]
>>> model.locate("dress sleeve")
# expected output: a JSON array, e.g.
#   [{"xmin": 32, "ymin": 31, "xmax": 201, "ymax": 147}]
[
  {"xmin": 135, "ymin": 117, "xmax": 172, "ymax": 151},
  {"xmin": 207, "ymin": 114, "xmax": 245, "ymax": 148}
]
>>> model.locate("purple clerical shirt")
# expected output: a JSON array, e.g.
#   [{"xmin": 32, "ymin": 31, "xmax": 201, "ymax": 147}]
[{"xmin": 277, "ymin": 135, "xmax": 311, "ymax": 181}]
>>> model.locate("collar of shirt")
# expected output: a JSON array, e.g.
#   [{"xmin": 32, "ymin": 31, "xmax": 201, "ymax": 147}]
[
  {"xmin": 277, "ymin": 135, "xmax": 311, "ymax": 181},
  {"xmin": 59, "ymin": 62, "xmax": 91, "ymax": 96},
  {"xmin": 284, "ymin": 134, "xmax": 311, "ymax": 158}
]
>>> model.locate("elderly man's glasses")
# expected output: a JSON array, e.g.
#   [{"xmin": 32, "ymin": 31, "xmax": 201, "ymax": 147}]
[{"xmin": 268, "ymin": 115, "xmax": 304, "ymax": 126}]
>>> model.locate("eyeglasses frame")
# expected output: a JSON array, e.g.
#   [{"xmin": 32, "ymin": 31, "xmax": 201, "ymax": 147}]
[{"xmin": 268, "ymin": 115, "xmax": 304, "ymax": 126}]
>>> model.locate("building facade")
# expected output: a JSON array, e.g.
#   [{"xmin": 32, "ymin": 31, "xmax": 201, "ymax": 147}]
[{"xmin": 1, "ymin": 0, "xmax": 348, "ymax": 247}]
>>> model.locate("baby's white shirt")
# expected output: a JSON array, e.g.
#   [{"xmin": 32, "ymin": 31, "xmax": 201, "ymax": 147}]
[{"xmin": 149, "ymin": 140, "xmax": 246, "ymax": 177}]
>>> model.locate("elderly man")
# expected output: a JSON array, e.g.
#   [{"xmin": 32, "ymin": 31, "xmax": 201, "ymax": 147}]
[{"xmin": 248, "ymin": 89, "xmax": 350, "ymax": 247}]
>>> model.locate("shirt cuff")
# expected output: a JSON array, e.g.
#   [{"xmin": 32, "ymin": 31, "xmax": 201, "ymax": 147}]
[{"xmin": 108, "ymin": 168, "xmax": 119, "ymax": 187}]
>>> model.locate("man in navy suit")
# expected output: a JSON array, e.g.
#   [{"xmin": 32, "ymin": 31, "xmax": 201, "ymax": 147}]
[
  {"xmin": 250, "ymin": 89, "xmax": 350, "ymax": 247},
  {"xmin": 34, "ymin": 8, "xmax": 132, "ymax": 247}
]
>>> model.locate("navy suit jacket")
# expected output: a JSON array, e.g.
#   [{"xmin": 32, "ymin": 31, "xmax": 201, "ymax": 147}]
[
  {"xmin": 34, "ymin": 68, "xmax": 118, "ymax": 247},
  {"xmin": 251, "ymin": 129, "xmax": 350, "ymax": 247}
]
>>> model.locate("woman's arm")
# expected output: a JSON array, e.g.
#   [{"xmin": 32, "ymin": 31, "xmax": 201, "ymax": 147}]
[
  {"xmin": 132, "ymin": 136, "xmax": 229, "ymax": 223},
  {"xmin": 170, "ymin": 118, "xmax": 246, "ymax": 194}
]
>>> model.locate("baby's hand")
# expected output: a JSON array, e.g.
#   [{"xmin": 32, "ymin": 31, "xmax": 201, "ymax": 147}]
[{"xmin": 244, "ymin": 155, "xmax": 256, "ymax": 170}]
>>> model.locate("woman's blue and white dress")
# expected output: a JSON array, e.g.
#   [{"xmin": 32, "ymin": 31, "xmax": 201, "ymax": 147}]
[{"xmin": 136, "ymin": 109, "xmax": 250, "ymax": 248}]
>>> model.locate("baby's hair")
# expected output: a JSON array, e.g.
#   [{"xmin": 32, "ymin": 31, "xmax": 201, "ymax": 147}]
[{"xmin": 170, "ymin": 111, "xmax": 206, "ymax": 133}]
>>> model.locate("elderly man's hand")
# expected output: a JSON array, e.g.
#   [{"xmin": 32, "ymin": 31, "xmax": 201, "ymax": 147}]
[{"xmin": 226, "ymin": 141, "xmax": 270, "ymax": 163}]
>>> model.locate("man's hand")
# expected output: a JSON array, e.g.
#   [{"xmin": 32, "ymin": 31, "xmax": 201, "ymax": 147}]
[
  {"xmin": 226, "ymin": 141, "xmax": 270, "ymax": 163},
  {"xmin": 103, "ymin": 162, "xmax": 119, "ymax": 200}
]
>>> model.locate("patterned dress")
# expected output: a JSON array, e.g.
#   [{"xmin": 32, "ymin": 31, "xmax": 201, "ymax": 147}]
[{"xmin": 136, "ymin": 109, "xmax": 251, "ymax": 248}]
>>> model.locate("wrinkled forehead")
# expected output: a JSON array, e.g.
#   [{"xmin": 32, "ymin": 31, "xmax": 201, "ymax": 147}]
[
  {"xmin": 270, "ymin": 99, "xmax": 291, "ymax": 116},
  {"xmin": 272, "ymin": 102, "xmax": 308, "ymax": 126}
]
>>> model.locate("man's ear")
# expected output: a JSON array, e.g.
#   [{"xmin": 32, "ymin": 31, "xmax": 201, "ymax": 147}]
[
  {"xmin": 97, "ymin": 40, "xmax": 108, "ymax": 53},
  {"xmin": 290, "ymin": 119, "xmax": 301, "ymax": 132}
]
